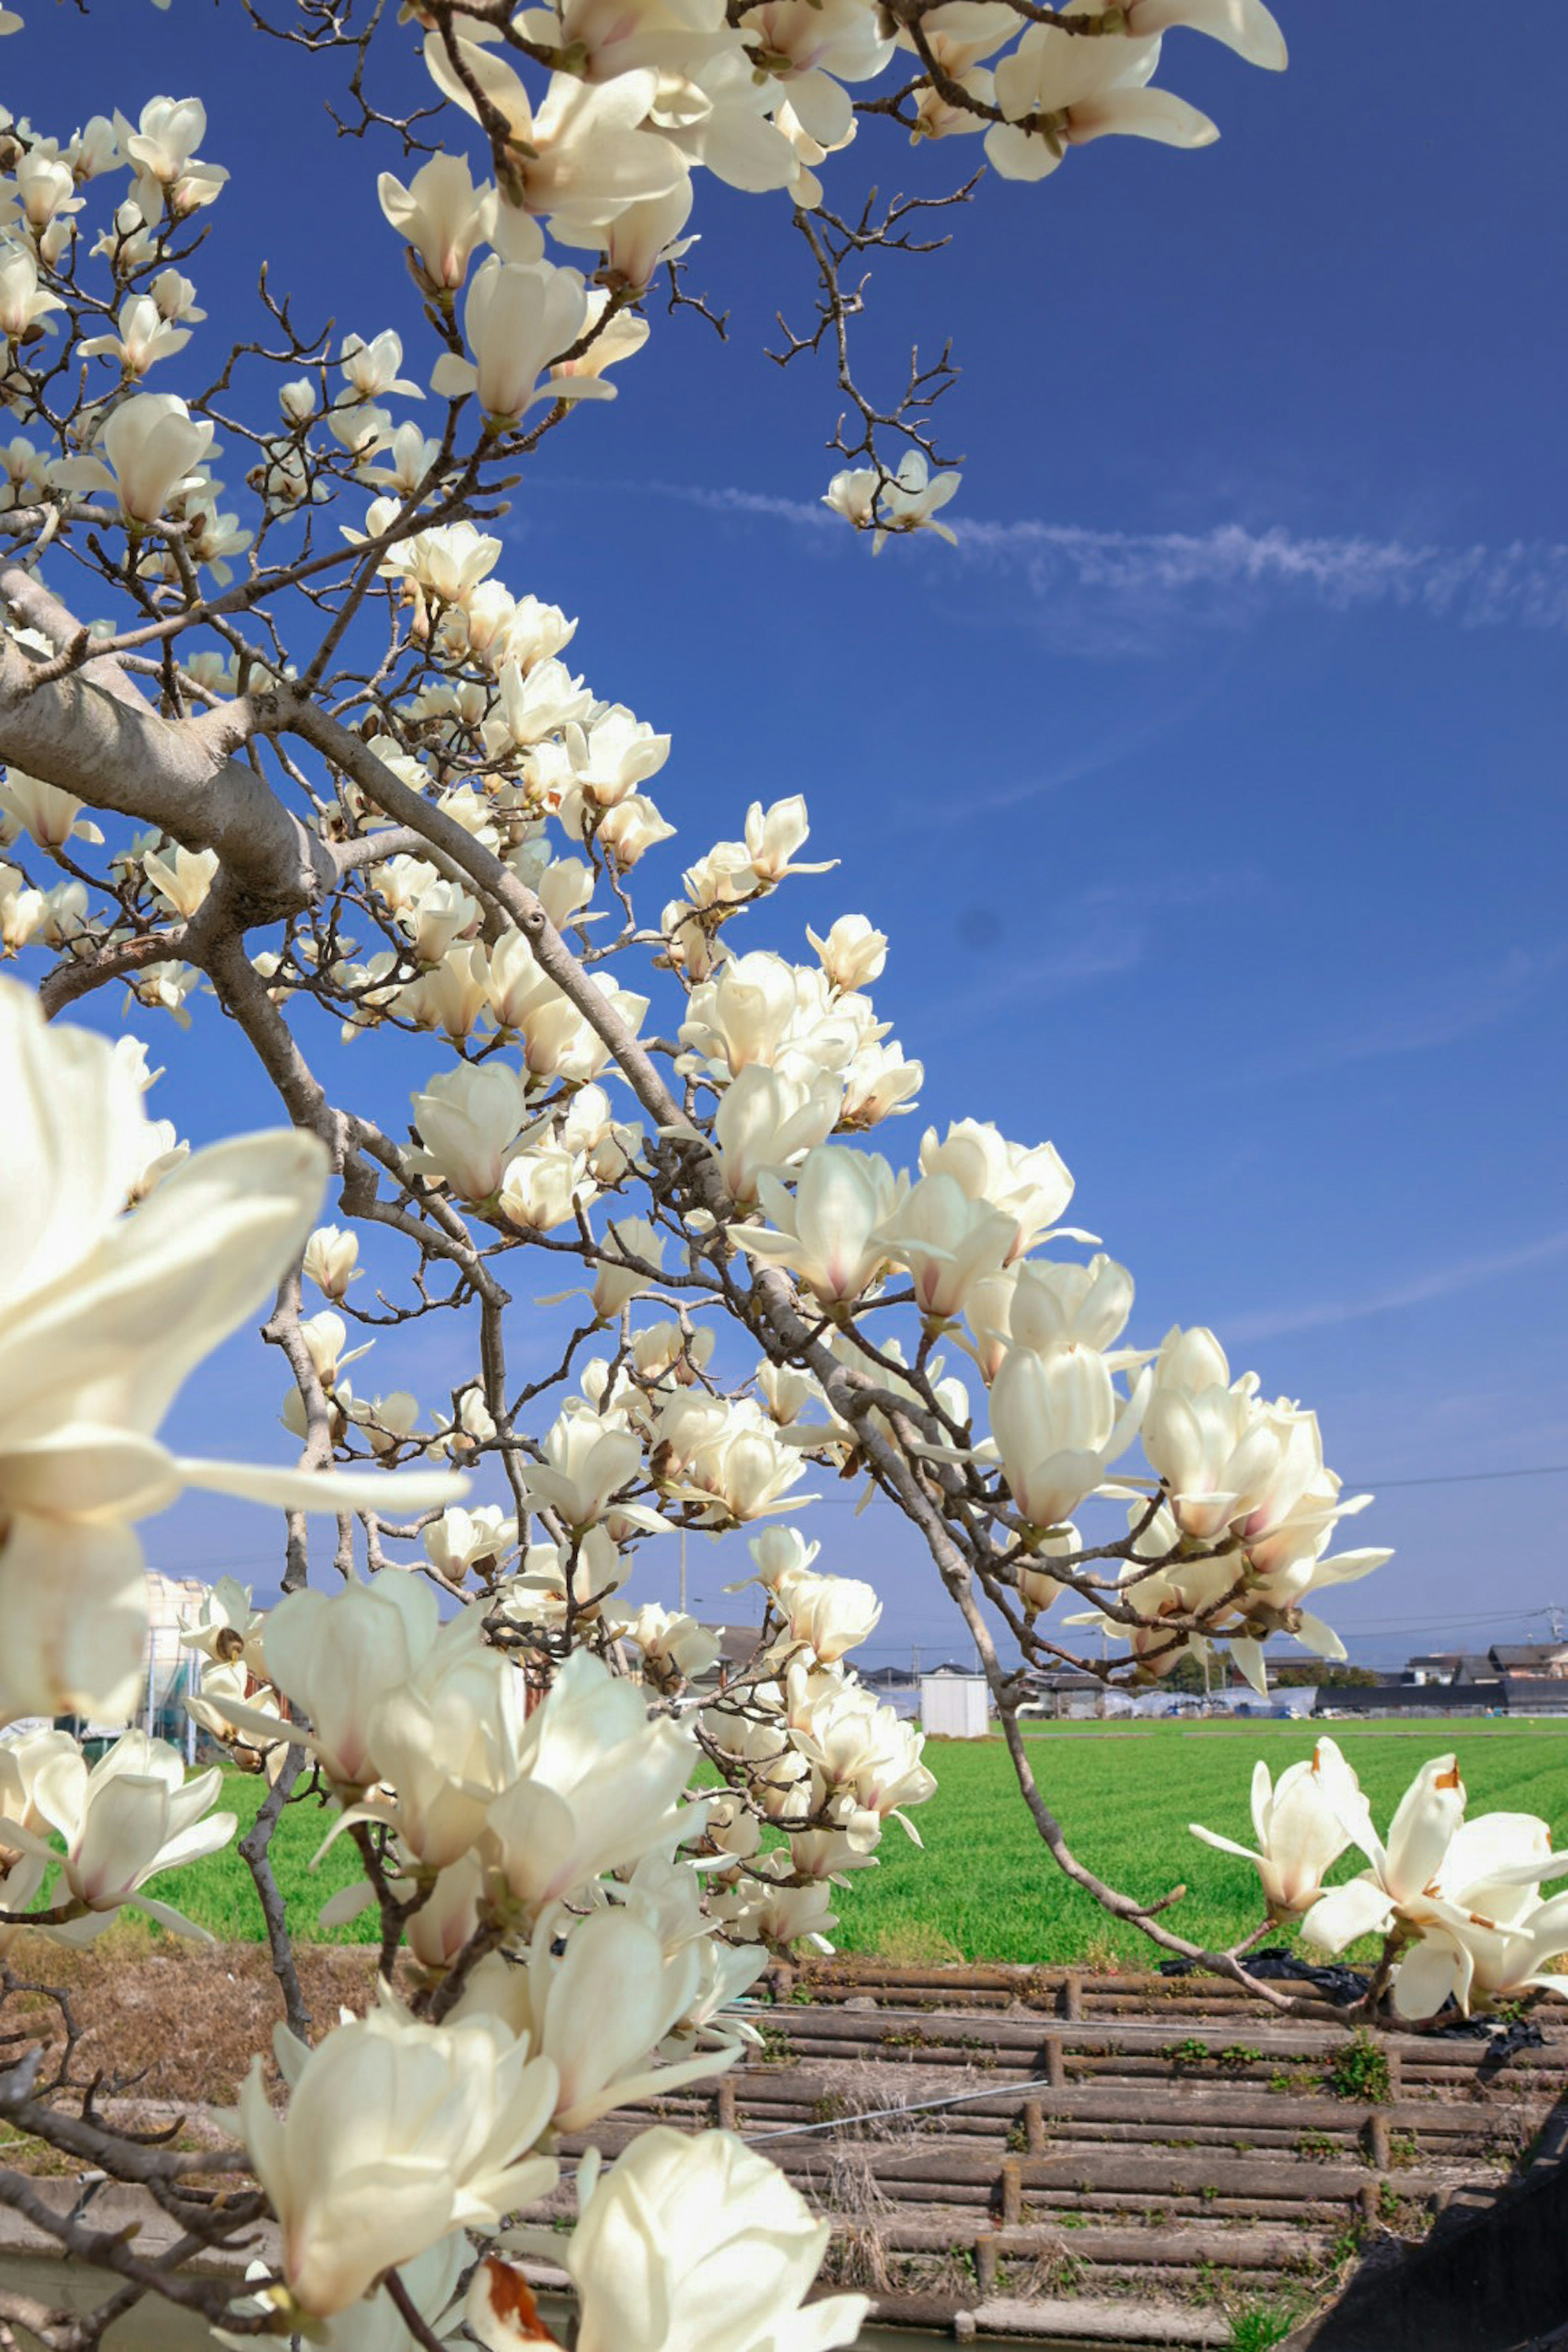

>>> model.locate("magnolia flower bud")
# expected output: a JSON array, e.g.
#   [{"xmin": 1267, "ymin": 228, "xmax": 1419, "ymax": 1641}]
[
  {"xmin": 590, "ymin": 1215, "xmax": 662, "ymax": 1321},
  {"xmin": 303, "ymin": 1223, "xmax": 360, "ymax": 1301}
]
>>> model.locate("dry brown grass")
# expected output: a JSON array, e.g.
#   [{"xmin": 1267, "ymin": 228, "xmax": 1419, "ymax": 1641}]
[{"xmin": 3, "ymin": 1932, "xmax": 387, "ymax": 2105}]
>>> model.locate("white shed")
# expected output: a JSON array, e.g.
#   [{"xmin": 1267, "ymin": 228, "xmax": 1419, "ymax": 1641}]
[{"xmin": 920, "ymin": 1673, "xmax": 989, "ymax": 1739}]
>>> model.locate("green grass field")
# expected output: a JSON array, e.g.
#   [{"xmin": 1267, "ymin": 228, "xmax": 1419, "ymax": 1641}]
[{"xmin": 148, "ymin": 1719, "xmax": 1568, "ymax": 1969}]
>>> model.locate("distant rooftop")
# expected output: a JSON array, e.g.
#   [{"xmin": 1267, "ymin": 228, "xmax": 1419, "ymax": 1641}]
[{"xmin": 1490, "ymin": 1643, "xmax": 1568, "ymax": 1672}]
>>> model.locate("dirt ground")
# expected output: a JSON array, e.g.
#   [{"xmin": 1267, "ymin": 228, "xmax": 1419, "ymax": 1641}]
[{"xmin": 2, "ymin": 1933, "xmax": 387, "ymax": 2108}]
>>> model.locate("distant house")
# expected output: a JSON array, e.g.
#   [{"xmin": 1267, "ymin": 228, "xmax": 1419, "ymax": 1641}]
[
  {"xmin": 1019, "ymin": 1668, "xmax": 1115, "ymax": 1721},
  {"xmin": 1403, "ymin": 1652, "xmax": 1494, "ymax": 1687},
  {"xmin": 1387, "ymin": 1642, "xmax": 1568, "ymax": 1713},
  {"xmin": 1489, "ymin": 1643, "xmax": 1568, "ymax": 1679}
]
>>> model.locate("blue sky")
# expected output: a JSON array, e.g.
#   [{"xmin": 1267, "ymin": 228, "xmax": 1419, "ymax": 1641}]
[{"xmin": 15, "ymin": 0, "xmax": 1568, "ymax": 1670}]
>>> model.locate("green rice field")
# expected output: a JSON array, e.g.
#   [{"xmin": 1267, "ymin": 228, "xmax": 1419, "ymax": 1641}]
[{"xmin": 147, "ymin": 1718, "xmax": 1568, "ymax": 1968}]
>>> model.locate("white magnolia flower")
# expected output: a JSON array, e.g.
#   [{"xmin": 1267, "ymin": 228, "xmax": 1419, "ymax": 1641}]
[
  {"xmin": 1078, "ymin": 0, "xmax": 1286, "ymax": 71},
  {"xmin": 231, "ymin": 1997, "xmax": 558, "ymax": 2317},
  {"xmin": 608, "ymin": 1601, "xmax": 722, "ymax": 1683},
  {"xmin": 823, "ymin": 452, "xmax": 960, "ymax": 550},
  {"xmin": 51, "ymin": 392, "xmax": 216, "ymax": 524},
  {"xmin": 1190, "ymin": 1738, "xmax": 1361, "ymax": 1916},
  {"xmin": 0, "ymin": 985, "xmax": 459, "ymax": 1724},
  {"xmin": 459, "ymin": 1908, "xmax": 736, "ymax": 2132},
  {"xmin": 990, "ymin": 1342, "xmax": 1150, "ymax": 1530},
  {"xmin": 986, "ymin": 24, "xmax": 1216, "ymax": 182},
  {"xmin": 76, "ymin": 293, "xmax": 191, "ymax": 378},
  {"xmin": 1009, "ymin": 1255, "xmax": 1135, "ymax": 1354},
  {"xmin": 0, "ymin": 769, "xmax": 105, "ymax": 851},
  {"xmin": 0, "ymin": 1731, "xmax": 235, "ymax": 1940},
  {"xmin": 409, "ymin": 1062, "xmax": 532, "ymax": 1202},
  {"xmin": 729, "ymin": 1145, "xmax": 905, "ymax": 1306},
  {"xmin": 1390, "ymin": 1887, "xmax": 1568, "ymax": 2024},
  {"xmin": 359, "ymin": 1624, "xmax": 531, "ymax": 1870},
  {"xmin": 0, "ymin": 244, "xmax": 65, "ymax": 340},
  {"xmin": 180, "ymin": 1575, "xmax": 266, "ymax": 1673},
  {"xmin": 1302, "ymin": 1757, "xmax": 1568, "ymax": 2014},
  {"xmin": 884, "ymin": 1170, "xmax": 1016, "ymax": 1325},
  {"xmin": 378, "ymin": 153, "xmax": 498, "ymax": 292},
  {"xmin": 782, "ymin": 1568, "xmax": 883, "ymax": 1664},
  {"xmin": 0, "ymin": 1726, "xmax": 84, "ymax": 1861},
  {"xmin": 497, "ymin": 1142, "xmax": 590, "ymax": 1234},
  {"xmin": 557, "ymin": 2126, "xmax": 867, "ymax": 2352},
  {"xmin": 423, "ymin": 38, "xmax": 688, "ymax": 238},
  {"xmin": 142, "ymin": 842, "xmax": 218, "ymax": 917},
  {"xmin": 432, "ymin": 256, "xmax": 610, "ymax": 423},
  {"xmin": 919, "ymin": 1118, "xmax": 1076, "ymax": 1261},
  {"xmin": 487, "ymin": 1648, "xmax": 696, "ymax": 1910},
  {"xmin": 711, "ymin": 1065, "xmax": 844, "ymax": 1205},
  {"xmin": 792, "ymin": 1680, "xmax": 936, "ymax": 1833},
  {"xmin": 807, "ymin": 913, "xmax": 888, "ymax": 993},
  {"xmin": 259, "ymin": 1571, "xmax": 451, "ymax": 1790},
  {"xmin": 423, "ymin": 1503, "xmax": 519, "ymax": 1584}
]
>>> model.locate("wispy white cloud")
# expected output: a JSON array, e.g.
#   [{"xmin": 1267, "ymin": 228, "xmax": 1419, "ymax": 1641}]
[
  {"xmin": 648, "ymin": 481, "xmax": 837, "ymax": 531},
  {"xmin": 629, "ymin": 479, "xmax": 1568, "ymax": 634},
  {"xmin": 956, "ymin": 518, "xmax": 1568, "ymax": 633},
  {"xmin": 1226, "ymin": 1230, "xmax": 1568, "ymax": 1346}
]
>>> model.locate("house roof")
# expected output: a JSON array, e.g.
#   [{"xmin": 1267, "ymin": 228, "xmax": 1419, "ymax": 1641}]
[
  {"xmin": 696, "ymin": 1623, "xmax": 768, "ymax": 1670},
  {"xmin": 1490, "ymin": 1644, "xmax": 1568, "ymax": 1671}
]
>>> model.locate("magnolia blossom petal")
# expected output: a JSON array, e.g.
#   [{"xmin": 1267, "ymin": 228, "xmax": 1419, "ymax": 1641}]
[
  {"xmin": 1300, "ymin": 1875, "xmax": 1395, "ymax": 1954},
  {"xmin": 0, "ymin": 1513, "xmax": 147, "ymax": 1721},
  {"xmin": 1392, "ymin": 1932, "xmax": 1468, "ymax": 2022},
  {"xmin": 174, "ymin": 1458, "xmax": 467, "ymax": 1515}
]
